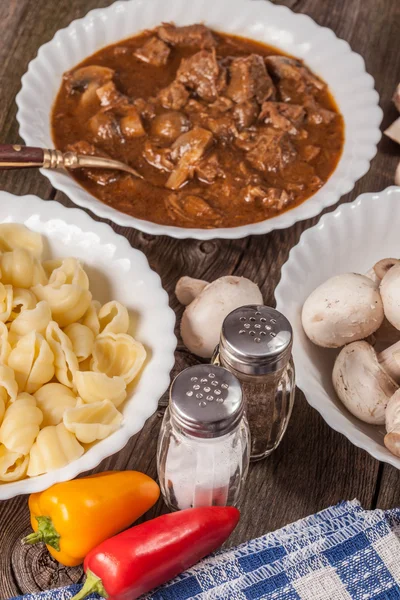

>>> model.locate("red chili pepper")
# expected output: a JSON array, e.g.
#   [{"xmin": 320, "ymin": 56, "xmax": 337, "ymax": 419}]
[{"xmin": 72, "ymin": 506, "xmax": 240, "ymax": 600}]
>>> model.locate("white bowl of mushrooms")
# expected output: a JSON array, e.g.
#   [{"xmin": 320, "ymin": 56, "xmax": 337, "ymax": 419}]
[{"xmin": 275, "ymin": 186, "xmax": 400, "ymax": 468}]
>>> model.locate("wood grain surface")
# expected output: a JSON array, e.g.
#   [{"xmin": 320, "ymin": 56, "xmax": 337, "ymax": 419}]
[{"xmin": 0, "ymin": 0, "xmax": 399, "ymax": 596}]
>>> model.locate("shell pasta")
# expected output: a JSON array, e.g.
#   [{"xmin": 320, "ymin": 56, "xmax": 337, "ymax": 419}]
[{"xmin": 0, "ymin": 223, "xmax": 147, "ymax": 482}]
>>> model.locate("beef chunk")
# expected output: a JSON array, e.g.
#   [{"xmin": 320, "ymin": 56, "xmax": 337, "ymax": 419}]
[
  {"xmin": 165, "ymin": 193, "xmax": 221, "ymax": 227},
  {"xmin": 265, "ymin": 56, "xmax": 325, "ymax": 102},
  {"xmin": 209, "ymin": 97, "xmax": 233, "ymax": 114},
  {"xmin": 302, "ymin": 145, "xmax": 321, "ymax": 161},
  {"xmin": 96, "ymin": 81, "xmax": 125, "ymax": 107},
  {"xmin": 166, "ymin": 127, "xmax": 213, "ymax": 189},
  {"xmin": 216, "ymin": 65, "xmax": 228, "ymax": 95},
  {"xmin": 157, "ymin": 23, "xmax": 216, "ymax": 49},
  {"xmin": 143, "ymin": 140, "xmax": 174, "ymax": 171},
  {"xmin": 150, "ymin": 111, "xmax": 190, "ymax": 141},
  {"xmin": 237, "ymin": 128, "xmax": 296, "ymax": 173},
  {"xmin": 66, "ymin": 141, "xmax": 119, "ymax": 186},
  {"xmin": 309, "ymin": 175, "xmax": 323, "ymax": 189},
  {"xmin": 158, "ymin": 81, "xmax": 189, "ymax": 110},
  {"xmin": 242, "ymin": 185, "xmax": 291, "ymax": 211},
  {"xmin": 266, "ymin": 56, "xmax": 325, "ymax": 89},
  {"xmin": 134, "ymin": 97, "xmax": 157, "ymax": 120},
  {"xmin": 185, "ymin": 99, "xmax": 206, "ymax": 114},
  {"xmin": 226, "ymin": 55, "xmax": 275, "ymax": 104},
  {"xmin": 259, "ymin": 102, "xmax": 305, "ymax": 135},
  {"xmin": 176, "ymin": 50, "xmax": 220, "ymax": 102},
  {"xmin": 305, "ymin": 99, "xmax": 336, "ymax": 125},
  {"xmin": 88, "ymin": 111, "xmax": 119, "ymax": 141},
  {"xmin": 185, "ymin": 96, "xmax": 237, "ymax": 140},
  {"xmin": 204, "ymin": 116, "xmax": 238, "ymax": 142},
  {"xmin": 134, "ymin": 36, "xmax": 170, "ymax": 66},
  {"xmin": 307, "ymin": 108, "xmax": 336, "ymax": 125},
  {"xmin": 195, "ymin": 154, "xmax": 224, "ymax": 183},
  {"xmin": 233, "ymin": 100, "xmax": 259, "ymax": 129},
  {"xmin": 67, "ymin": 140, "xmax": 98, "ymax": 155}
]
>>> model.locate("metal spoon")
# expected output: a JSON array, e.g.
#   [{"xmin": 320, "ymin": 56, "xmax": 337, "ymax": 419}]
[{"xmin": 0, "ymin": 144, "xmax": 143, "ymax": 179}]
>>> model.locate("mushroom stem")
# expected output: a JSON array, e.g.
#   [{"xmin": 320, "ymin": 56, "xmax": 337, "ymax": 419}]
[
  {"xmin": 378, "ymin": 340, "xmax": 400, "ymax": 383},
  {"xmin": 175, "ymin": 276, "xmax": 208, "ymax": 306},
  {"xmin": 365, "ymin": 258, "xmax": 400, "ymax": 284}
]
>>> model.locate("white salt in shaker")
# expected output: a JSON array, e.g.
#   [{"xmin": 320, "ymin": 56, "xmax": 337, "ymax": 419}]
[{"xmin": 157, "ymin": 364, "xmax": 250, "ymax": 511}]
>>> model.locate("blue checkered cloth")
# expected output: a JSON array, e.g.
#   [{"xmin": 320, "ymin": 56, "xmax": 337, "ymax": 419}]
[{"xmin": 14, "ymin": 500, "xmax": 400, "ymax": 600}]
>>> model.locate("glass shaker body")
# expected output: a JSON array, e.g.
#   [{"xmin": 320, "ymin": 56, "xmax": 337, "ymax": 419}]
[
  {"xmin": 157, "ymin": 407, "xmax": 250, "ymax": 511},
  {"xmin": 157, "ymin": 364, "xmax": 250, "ymax": 512},
  {"xmin": 213, "ymin": 305, "xmax": 295, "ymax": 462}
]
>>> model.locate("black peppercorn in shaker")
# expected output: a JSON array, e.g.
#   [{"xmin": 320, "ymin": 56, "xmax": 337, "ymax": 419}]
[{"xmin": 212, "ymin": 305, "xmax": 295, "ymax": 461}]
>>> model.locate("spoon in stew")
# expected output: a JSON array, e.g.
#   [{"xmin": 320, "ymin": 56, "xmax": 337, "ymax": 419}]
[{"xmin": 0, "ymin": 144, "xmax": 143, "ymax": 179}]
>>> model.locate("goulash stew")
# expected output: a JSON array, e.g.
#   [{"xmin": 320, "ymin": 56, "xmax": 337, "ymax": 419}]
[{"xmin": 52, "ymin": 23, "xmax": 344, "ymax": 229}]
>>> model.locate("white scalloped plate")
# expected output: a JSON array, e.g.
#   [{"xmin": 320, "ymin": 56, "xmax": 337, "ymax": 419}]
[
  {"xmin": 0, "ymin": 193, "xmax": 176, "ymax": 499},
  {"xmin": 16, "ymin": 0, "xmax": 382, "ymax": 239},
  {"xmin": 275, "ymin": 186, "xmax": 400, "ymax": 468}
]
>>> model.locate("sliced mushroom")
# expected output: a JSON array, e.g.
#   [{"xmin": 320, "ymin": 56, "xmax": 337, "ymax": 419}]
[
  {"xmin": 333, "ymin": 340, "xmax": 399, "ymax": 424},
  {"xmin": 64, "ymin": 65, "xmax": 114, "ymax": 107},
  {"xmin": 380, "ymin": 263, "xmax": 400, "ymax": 331},
  {"xmin": 384, "ymin": 389, "xmax": 400, "ymax": 457},
  {"xmin": 301, "ymin": 273, "xmax": 384, "ymax": 348},
  {"xmin": 177, "ymin": 276, "xmax": 263, "ymax": 358}
]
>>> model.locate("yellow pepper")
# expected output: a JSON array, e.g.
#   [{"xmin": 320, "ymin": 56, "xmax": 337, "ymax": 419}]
[{"xmin": 22, "ymin": 471, "xmax": 160, "ymax": 567}]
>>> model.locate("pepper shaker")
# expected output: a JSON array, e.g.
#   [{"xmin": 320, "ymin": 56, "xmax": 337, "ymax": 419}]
[
  {"xmin": 212, "ymin": 305, "xmax": 295, "ymax": 461},
  {"xmin": 157, "ymin": 364, "xmax": 250, "ymax": 511}
]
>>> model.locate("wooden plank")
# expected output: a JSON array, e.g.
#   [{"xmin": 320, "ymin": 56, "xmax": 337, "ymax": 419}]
[{"xmin": 0, "ymin": 0, "xmax": 398, "ymax": 596}]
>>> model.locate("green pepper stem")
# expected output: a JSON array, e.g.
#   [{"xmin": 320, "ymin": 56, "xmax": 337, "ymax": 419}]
[
  {"xmin": 71, "ymin": 570, "xmax": 108, "ymax": 600},
  {"xmin": 21, "ymin": 516, "xmax": 61, "ymax": 551}
]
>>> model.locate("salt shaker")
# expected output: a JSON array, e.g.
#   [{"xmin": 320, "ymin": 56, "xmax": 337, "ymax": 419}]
[
  {"xmin": 212, "ymin": 305, "xmax": 295, "ymax": 461},
  {"xmin": 157, "ymin": 364, "xmax": 250, "ymax": 511}
]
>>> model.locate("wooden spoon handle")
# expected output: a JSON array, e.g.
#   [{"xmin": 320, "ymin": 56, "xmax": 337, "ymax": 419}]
[{"xmin": 0, "ymin": 144, "xmax": 44, "ymax": 169}]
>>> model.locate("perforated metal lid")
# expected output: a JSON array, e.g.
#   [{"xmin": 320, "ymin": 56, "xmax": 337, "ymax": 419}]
[
  {"xmin": 169, "ymin": 364, "xmax": 243, "ymax": 438},
  {"xmin": 219, "ymin": 305, "xmax": 293, "ymax": 376}
]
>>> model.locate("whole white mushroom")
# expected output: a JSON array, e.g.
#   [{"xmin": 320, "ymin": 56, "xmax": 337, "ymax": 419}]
[
  {"xmin": 176, "ymin": 275, "xmax": 263, "ymax": 358},
  {"xmin": 302, "ymin": 273, "xmax": 384, "ymax": 348},
  {"xmin": 380, "ymin": 263, "xmax": 400, "ymax": 331},
  {"xmin": 333, "ymin": 340, "xmax": 399, "ymax": 425},
  {"xmin": 385, "ymin": 389, "xmax": 400, "ymax": 457}
]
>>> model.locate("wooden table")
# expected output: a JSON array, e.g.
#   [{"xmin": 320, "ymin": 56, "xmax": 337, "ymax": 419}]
[{"xmin": 0, "ymin": 0, "xmax": 399, "ymax": 596}]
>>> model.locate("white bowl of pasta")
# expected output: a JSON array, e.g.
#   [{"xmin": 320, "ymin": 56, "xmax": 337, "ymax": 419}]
[{"xmin": 0, "ymin": 192, "xmax": 176, "ymax": 499}]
